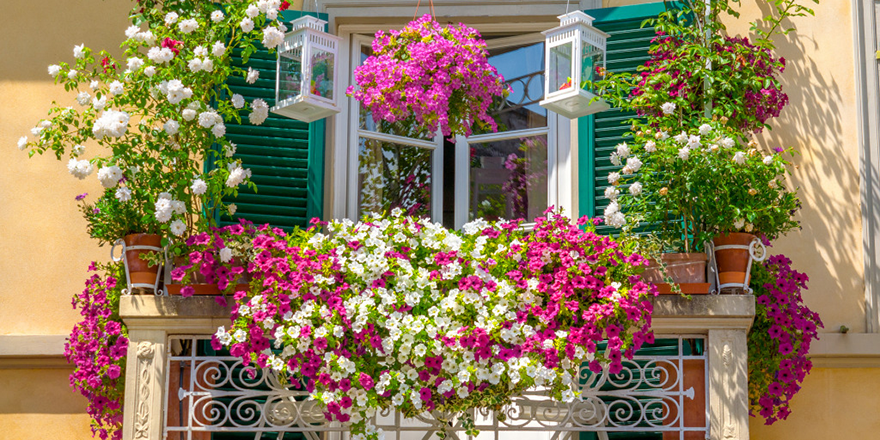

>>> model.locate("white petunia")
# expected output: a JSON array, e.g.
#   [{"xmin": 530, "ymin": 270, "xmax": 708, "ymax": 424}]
[
  {"xmin": 97, "ymin": 165, "xmax": 123, "ymax": 188},
  {"xmin": 170, "ymin": 219, "xmax": 187, "ymax": 237},
  {"xmin": 246, "ymin": 67, "xmax": 259, "ymax": 84},
  {"xmin": 73, "ymin": 44, "xmax": 86, "ymax": 59},
  {"xmin": 164, "ymin": 119, "xmax": 180, "ymax": 136},
  {"xmin": 115, "ymin": 186, "xmax": 132, "ymax": 202},
  {"xmin": 240, "ymin": 17, "xmax": 255, "ymax": 33},
  {"xmin": 231, "ymin": 94, "xmax": 245, "ymax": 108},
  {"xmin": 629, "ymin": 181, "xmax": 643, "ymax": 196},
  {"xmin": 661, "ymin": 102, "xmax": 676, "ymax": 115},
  {"xmin": 179, "ymin": 18, "xmax": 199, "ymax": 34},
  {"xmin": 211, "ymin": 10, "xmax": 225, "ymax": 22},
  {"xmin": 48, "ymin": 65, "xmax": 61, "ymax": 77},
  {"xmin": 733, "ymin": 151, "xmax": 746, "ymax": 164},
  {"xmin": 191, "ymin": 178, "xmax": 208, "ymax": 195},
  {"xmin": 164, "ymin": 12, "xmax": 179, "ymax": 25},
  {"xmin": 249, "ymin": 98, "xmax": 269, "ymax": 125},
  {"xmin": 219, "ymin": 247, "xmax": 233, "ymax": 263},
  {"xmin": 262, "ymin": 26, "xmax": 285, "ymax": 49},
  {"xmin": 698, "ymin": 123, "xmax": 712, "ymax": 135},
  {"xmin": 17, "ymin": 136, "xmax": 27, "ymax": 150}
]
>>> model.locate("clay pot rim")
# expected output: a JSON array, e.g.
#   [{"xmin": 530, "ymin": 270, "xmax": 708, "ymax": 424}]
[
  {"xmin": 652, "ymin": 252, "xmax": 708, "ymax": 262},
  {"xmin": 713, "ymin": 232, "xmax": 757, "ymax": 243}
]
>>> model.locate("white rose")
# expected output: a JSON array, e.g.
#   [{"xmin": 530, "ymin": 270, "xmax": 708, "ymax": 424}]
[
  {"xmin": 733, "ymin": 151, "xmax": 746, "ymax": 164},
  {"xmin": 629, "ymin": 182, "xmax": 643, "ymax": 196},
  {"xmin": 73, "ymin": 44, "xmax": 86, "ymax": 59},
  {"xmin": 48, "ymin": 65, "xmax": 61, "ymax": 77},
  {"xmin": 179, "ymin": 18, "xmax": 198, "ymax": 34},
  {"xmin": 164, "ymin": 12, "xmax": 178, "ymax": 25},
  {"xmin": 661, "ymin": 102, "xmax": 676, "ymax": 115},
  {"xmin": 164, "ymin": 120, "xmax": 180, "ymax": 136},
  {"xmin": 144, "ymin": 66, "xmax": 156, "ymax": 77},
  {"xmin": 191, "ymin": 178, "xmax": 208, "ymax": 195},
  {"xmin": 228, "ymin": 203, "xmax": 237, "ymax": 215},
  {"xmin": 212, "ymin": 41, "xmax": 226, "ymax": 58},
  {"xmin": 182, "ymin": 109, "xmax": 197, "ymax": 121},
  {"xmin": 698, "ymin": 124, "xmax": 712, "ymax": 135},
  {"xmin": 170, "ymin": 219, "xmax": 187, "ymax": 237},
  {"xmin": 678, "ymin": 147, "xmax": 690, "ymax": 160},
  {"xmin": 212, "ymin": 123, "xmax": 226, "ymax": 138},
  {"xmin": 17, "ymin": 136, "xmax": 28, "ymax": 151},
  {"xmin": 115, "ymin": 186, "xmax": 132, "ymax": 202},
  {"xmin": 67, "ymin": 70, "xmax": 78, "ymax": 80},
  {"xmin": 246, "ymin": 67, "xmax": 259, "ymax": 84},
  {"xmin": 109, "ymin": 80, "xmax": 125, "ymax": 96},
  {"xmin": 232, "ymin": 94, "xmax": 245, "ymax": 108},
  {"xmin": 211, "ymin": 10, "xmax": 225, "ymax": 23},
  {"xmin": 240, "ymin": 17, "xmax": 255, "ymax": 33},
  {"xmin": 763, "ymin": 155, "xmax": 774, "ymax": 165},
  {"xmin": 246, "ymin": 4, "xmax": 260, "ymax": 17}
]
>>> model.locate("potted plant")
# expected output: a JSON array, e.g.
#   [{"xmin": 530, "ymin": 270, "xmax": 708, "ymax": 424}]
[
  {"xmin": 17, "ymin": 0, "xmax": 297, "ymax": 291},
  {"xmin": 347, "ymin": 14, "xmax": 508, "ymax": 138}
]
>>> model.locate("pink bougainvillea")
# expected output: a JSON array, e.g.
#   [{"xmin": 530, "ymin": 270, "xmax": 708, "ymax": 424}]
[
  {"xmin": 347, "ymin": 15, "xmax": 508, "ymax": 138},
  {"xmin": 748, "ymin": 254, "xmax": 822, "ymax": 424},
  {"xmin": 65, "ymin": 263, "xmax": 128, "ymax": 440}
]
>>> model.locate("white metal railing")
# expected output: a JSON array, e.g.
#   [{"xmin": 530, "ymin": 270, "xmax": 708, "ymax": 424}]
[{"xmin": 164, "ymin": 335, "xmax": 708, "ymax": 440}]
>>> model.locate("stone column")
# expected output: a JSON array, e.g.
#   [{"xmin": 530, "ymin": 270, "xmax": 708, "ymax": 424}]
[{"xmin": 120, "ymin": 296, "xmax": 232, "ymax": 440}]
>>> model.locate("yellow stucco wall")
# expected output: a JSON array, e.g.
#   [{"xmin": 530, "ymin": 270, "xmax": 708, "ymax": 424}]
[
  {"xmin": 0, "ymin": 0, "xmax": 133, "ymax": 336},
  {"xmin": 0, "ymin": 369, "xmax": 93, "ymax": 439}
]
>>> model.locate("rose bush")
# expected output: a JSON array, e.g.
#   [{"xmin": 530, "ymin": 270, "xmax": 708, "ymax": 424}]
[{"xmin": 186, "ymin": 210, "xmax": 657, "ymax": 439}]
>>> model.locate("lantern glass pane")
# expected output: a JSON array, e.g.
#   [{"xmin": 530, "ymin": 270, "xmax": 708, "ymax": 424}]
[
  {"xmin": 310, "ymin": 48, "xmax": 335, "ymax": 100},
  {"xmin": 279, "ymin": 48, "xmax": 304, "ymax": 102},
  {"xmin": 549, "ymin": 42, "xmax": 574, "ymax": 92},
  {"xmin": 581, "ymin": 43, "xmax": 603, "ymax": 86}
]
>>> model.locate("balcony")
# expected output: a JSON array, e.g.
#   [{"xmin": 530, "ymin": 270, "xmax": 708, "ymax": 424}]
[{"xmin": 119, "ymin": 294, "xmax": 754, "ymax": 440}]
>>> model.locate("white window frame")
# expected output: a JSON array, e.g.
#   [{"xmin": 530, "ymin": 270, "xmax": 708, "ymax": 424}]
[
  {"xmin": 854, "ymin": 0, "xmax": 880, "ymax": 332},
  {"xmin": 331, "ymin": 22, "xmax": 574, "ymax": 226}
]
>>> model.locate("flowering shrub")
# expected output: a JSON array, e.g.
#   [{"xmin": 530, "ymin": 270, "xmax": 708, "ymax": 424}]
[
  {"xmin": 18, "ymin": 0, "xmax": 294, "ymax": 244},
  {"xmin": 64, "ymin": 263, "xmax": 128, "ymax": 440},
  {"xmin": 607, "ymin": 119, "xmax": 800, "ymax": 252},
  {"xmin": 748, "ymin": 254, "xmax": 822, "ymax": 424},
  {"xmin": 208, "ymin": 210, "xmax": 655, "ymax": 439},
  {"xmin": 347, "ymin": 15, "xmax": 508, "ymax": 138}
]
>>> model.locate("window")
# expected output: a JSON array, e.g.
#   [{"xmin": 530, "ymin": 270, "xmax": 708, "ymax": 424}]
[{"xmin": 344, "ymin": 31, "xmax": 568, "ymax": 229}]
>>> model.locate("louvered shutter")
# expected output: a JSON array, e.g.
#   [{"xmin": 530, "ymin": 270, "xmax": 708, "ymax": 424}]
[
  {"xmin": 577, "ymin": 2, "xmax": 681, "ymax": 233},
  {"xmin": 218, "ymin": 11, "xmax": 327, "ymax": 230}
]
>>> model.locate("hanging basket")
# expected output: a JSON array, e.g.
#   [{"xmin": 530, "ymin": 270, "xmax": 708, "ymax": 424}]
[
  {"xmin": 711, "ymin": 233, "xmax": 767, "ymax": 293},
  {"xmin": 111, "ymin": 233, "xmax": 164, "ymax": 295}
]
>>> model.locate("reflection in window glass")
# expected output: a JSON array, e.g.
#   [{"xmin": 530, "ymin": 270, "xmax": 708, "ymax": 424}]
[
  {"xmin": 473, "ymin": 42, "xmax": 547, "ymax": 135},
  {"xmin": 358, "ymin": 138, "xmax": 432, "ymax": 218},
  {"xmin": 310, "ymin": 48, "xmax": 334, "ymax": 99},
  {"xmin": 279, "ymin": 48, "xmax": 303, "ymax": 101},
  {"xmin": 470, "ymin": 135, "xmax": 547, "ymax": 222}
]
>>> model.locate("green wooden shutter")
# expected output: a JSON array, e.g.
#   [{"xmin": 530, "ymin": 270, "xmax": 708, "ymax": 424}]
[
  {"xmin": 219, "ymin": 11, "xmax": 327, "ymax": 230},
  {"xmin": 577, "ymin": 2, "xmax": 680, "ymax": 232}
]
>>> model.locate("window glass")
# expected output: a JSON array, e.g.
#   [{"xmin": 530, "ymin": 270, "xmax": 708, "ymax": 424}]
[
  {"xmin": 470, "ymin": 135, "xmax": 548, "ymax": 222},
  {"xmin": 358, "ymin": 137, "xmax": 433, "ymax": 218}
]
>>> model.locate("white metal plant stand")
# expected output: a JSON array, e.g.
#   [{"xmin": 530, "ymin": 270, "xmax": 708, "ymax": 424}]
[
  {"xmin": 111, "ymin": 238, "xmax": 165, "ymax": 296},
  {"xmin": 708, "ymin": 237, "xmax": 767, "ymax": 294}
]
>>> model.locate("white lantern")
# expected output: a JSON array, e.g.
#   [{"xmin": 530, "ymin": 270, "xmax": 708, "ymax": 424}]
[
  {"xmin": 272, "ymin": 15, "xmax": 341, "ymax": 123},
  {"xmin": 539, "ymin": 11, "xmax": 611, "ymax": 119}
]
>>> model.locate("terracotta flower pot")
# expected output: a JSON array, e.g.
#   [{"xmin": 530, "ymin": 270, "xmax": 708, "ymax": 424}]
[
  {"xmin": 713, "ymin": 233, "xmax": 757, "ymax": 288},
  {"xmin": 643, "ymin": 253, "xmax": 708, "ymax": 284},
  {"xmin": 122, "ymin": 233, "xmax": 163, "ymax": 290}
]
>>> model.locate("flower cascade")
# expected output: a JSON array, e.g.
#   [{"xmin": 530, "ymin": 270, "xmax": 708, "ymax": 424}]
[
  {"xmin": 748, "ymin": 254, "xmax": 822, "ymax": 424},
  {"xmin": 64, "ymin": 263, "xmax": 128, "ymax": 440},
  {"xmin": 347, "ymin": 15, "xmax": 508, "ymax": 138},
  {"xmin": 195, "ymin": 211, "xmax": 656, "ymax": 439}
]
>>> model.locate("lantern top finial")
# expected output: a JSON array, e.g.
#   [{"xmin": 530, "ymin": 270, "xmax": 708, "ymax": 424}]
[
  {"xmin": 288, "ymin": 14, "xmax": 327, "ymax": 32},
  {"xmin": 558, "ymin": 10, "xmax": 596, "ymax": 26}
]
